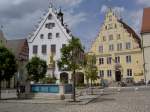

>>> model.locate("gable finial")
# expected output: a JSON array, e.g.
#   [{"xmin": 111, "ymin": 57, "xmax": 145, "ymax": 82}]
[{"xmin": 49, "ymin": 0, "xmax": 54, "ymax": 8}]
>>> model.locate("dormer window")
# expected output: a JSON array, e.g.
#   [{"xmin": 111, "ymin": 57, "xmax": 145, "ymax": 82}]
[
  {"xmin": 45, "ymin": 23, "xmax": 55, "ymax": 29},
  {"xmin": 40, "ymin": 34, "xmax": 44, "ymax": 39},
  {"xmin": 48, "ymin": 14, "xmax": 52, "ymax": 20}
]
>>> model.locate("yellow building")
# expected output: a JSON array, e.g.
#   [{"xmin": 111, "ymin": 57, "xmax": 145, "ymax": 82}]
[{"xmin": 90, "ymin": 8, "xmax": 144, "ymax": 84}]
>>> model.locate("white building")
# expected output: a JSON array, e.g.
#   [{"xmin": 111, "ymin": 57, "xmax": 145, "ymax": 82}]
[
  {"xmin": 28, "ymin": 6, "xmax": 72, "ymax": 83},
  {"xmin": 141, "ymin": 7, "xmax": 150, "ymax": 84}
]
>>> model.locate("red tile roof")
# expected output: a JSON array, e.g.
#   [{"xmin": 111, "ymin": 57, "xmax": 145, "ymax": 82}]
[
  {"xmin": 118, "ymin": 20, "xmax": 141, "ymax": 47},
  {"xmin": 141, "ymin": 8, "xmax": 150, "ymax": 34}
]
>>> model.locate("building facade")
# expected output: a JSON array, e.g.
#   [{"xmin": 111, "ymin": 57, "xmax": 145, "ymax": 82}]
[
  {"xmin": 90, "ymin": 8, "xmax": 144, "ymax": 83},
  {"xmin": 0, "ymin": 30, "xmax": 29, "ymax": 89},
  {"xmin": 141, "ymin": 8, "xmax": 150, "ymax": 84},
  {"xmin": 28, "ymin": 6, "xmax": 72, "ymax": 83}
]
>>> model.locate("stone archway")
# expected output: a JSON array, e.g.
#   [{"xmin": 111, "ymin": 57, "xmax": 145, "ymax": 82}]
[{"xmin": 60, "ymin": 72, "xmax": 69, "ymax": 83}]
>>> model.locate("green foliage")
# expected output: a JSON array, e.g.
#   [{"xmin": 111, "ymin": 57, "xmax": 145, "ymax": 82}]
[
  {"xmin": 84, "ymin": 54, "xmax": 98, "ymax": 85},
  {"xmin": 58, "ymin": 37, "xmax": 84, "ymax": 101},
  {"xmin": 41, "ymin": 76, "xmax": 57, "ymax": 84},
  {"xmin": 0, "ymin": 46, "xmax": 17, "ymax": 81},
  {"xmin": 26, "ymin": 57, "xmax": 47, "ymax": 82},
  {"xmin": 58, "ymin": 37, "xmax": 84, "ymax": 71}
]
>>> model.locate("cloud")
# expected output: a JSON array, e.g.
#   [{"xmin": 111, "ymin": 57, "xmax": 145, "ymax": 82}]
[
  {"xmin": 100, "ymin": 5, "xmax": 108, "ymax": 13},
  {"xmin": 64, "ymin": 10, "xmax": 87, "ymax": 29},
  {"xmin": 100, "ymin": 5, "xmax": 125, "ymax": 14},
  {"xmin": 137, "ymin": 0, "xmax": 150, "ymax": 6},
  {"xmin": 53, "ymin": 0, "xmax": 83, "ymax": 7},
  {"xmin": 0, "ymin": 0, "xmax": 86, "ymax": 39},
  {"xmin": 126, "ymin": 9, "xmax": 143, "ymax": 33}
]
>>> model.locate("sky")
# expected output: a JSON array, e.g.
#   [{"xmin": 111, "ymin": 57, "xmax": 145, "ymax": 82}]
[{"xmin": 0, "ymin": 0, "xmax": 150, "ymax": 50}]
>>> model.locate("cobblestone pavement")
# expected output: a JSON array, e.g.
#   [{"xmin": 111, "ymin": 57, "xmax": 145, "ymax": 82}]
[{"xmin": 0, "ymin": 90, "xmax": 150, "ymax": 112}]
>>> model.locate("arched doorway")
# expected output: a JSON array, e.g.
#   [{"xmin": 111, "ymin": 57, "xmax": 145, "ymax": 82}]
[
  {"xmin": 60, "ymin": 72, "xmax": 68, "ymax": 83},
  {"xmin": 115, "ymin": 71, "xmax": 121, "ymax": 82}
]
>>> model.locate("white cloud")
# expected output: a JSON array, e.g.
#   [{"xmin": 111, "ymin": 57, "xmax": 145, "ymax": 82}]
[
  {"xmin": 100, "ymin": 5, "xmax": 125, "ymax": 14},
  {"xmin": 137, "ymin": 0, "xmax": 150, "ymax": 6},
  {"xmin": 100, "ymin": 5, "xmax": 108, "ymax": 13},
  {"xmin": 54, "ymin": 0, "xmax": 83, "ymax": 7},
  {"xmin": 64, "ymin": 11, "xmax": 87, "ymax": 28},
  {"xmin": 127, "ymin": 9, "xmax": 143, "ymax": 33},
  {"xmin": 4, "ymin": 10, "xmax": 43, "ymax": 39}
]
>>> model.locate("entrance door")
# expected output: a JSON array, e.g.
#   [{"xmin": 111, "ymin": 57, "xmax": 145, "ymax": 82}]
[{"xmin": 115, "ymin": 71, "xmax": 121, "ymax": 82}]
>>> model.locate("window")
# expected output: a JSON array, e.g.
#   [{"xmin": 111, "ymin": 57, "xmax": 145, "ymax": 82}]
[
  {"xmin": 42, "ymin": 45, "xmax": 47, "ymax": 54},
  {"xmin": 48, "ymin": 14, "xmax": 52, "ymax": 20},
  {"xmin": 117, "ymin": 43, "xmax": 122, "ymax": 51},
  {"xmin": 127, "ymin": 69, "xmax": 132, "ymax": 76},
  {"xmin": 45, "ymin": 23, "xmax": 55, "ymax": 29},
  {"xmin": 51, "ymin": 44, "xmax": 56, "ymax": 54},
  {"xmin": 100, "ymin": 70, "xmax": 104, "ymax": 77},
  {"xmin": 33, "ymin": 45, "xmax": 38, "ymax": 54},
  {"xmin": 105, "ymin": 26, "xmax": 107, "ymax": 30},
  {"xmin": 48, "ymin": 33, "xmax": 52, "ymax": 39},
  {"xmin": 108, "ymin": 24, "xmax": 113, "ymax": 29},
  {"xmin": 109, "ymin": 44, "xmax": 114, "ymax": 51},
  {"xmin": 115, "ymin": 56, "xmax": 120, "ymax": 63},
  {"xmin": 99, "ymin": 58, "xmax": 104, "ymax": 65},
  {"xmin": 109, "ymin": 35, "xmax": 113, "ymax": 40},
  {"xmin": 109, "ymin": 15, "xmax": 112, "ymax": 21},
  {"xmin": 115, "ymin": 24, "xmax": 117, "ymax": 28},
  {"xmin": 117, "ymin": 34, "xmax": 121, "ymax": 40},
  {"xmin": 40, "ymin": 34, "xmax": 44, "ymax": 39},
  {"xmin": 107, "ymin": 70, "xmax": 112, "ymax": 77},
  {"xmin": 126, "ymin": 55, "xmax": 131, "ymax": 63},
  {"xmin": 99, "ymin": 45, "xmax": 103, "ymax": 53},
  {"xmin": 56, "ymin": 33, "xmax": 60, "ymax": 38},
  {"xmin": 126, "ymin": 42, "xmax": 131, "ymax": 49},
  {"xmin": 107, "ymin": 57, "xmax": 112, "ymax": 64},
  {"xmin": 102, "ymin": 36, "xmax": 106, "ymax": 41}
]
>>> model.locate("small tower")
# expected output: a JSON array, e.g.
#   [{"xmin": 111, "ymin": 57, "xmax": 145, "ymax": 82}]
[{"xmin": 57, "ymin": 8, "xmax": 64, "ymax": 26}]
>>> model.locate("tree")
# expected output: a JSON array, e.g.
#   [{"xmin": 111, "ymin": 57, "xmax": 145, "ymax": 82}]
[
  {"xmin": 58, "ymin": 37, "xmax": 84, "ymax": 102},
  {"xmin": 84, "ymin": 54, "xmax": 98, "ymax": 94},
  {"xmin": 26, "ymin": 57, "xmax": 47, "ymax": 82},
  {"xmin": 0, "ymin": 46, "xmax": 17, "ymax": 99}
]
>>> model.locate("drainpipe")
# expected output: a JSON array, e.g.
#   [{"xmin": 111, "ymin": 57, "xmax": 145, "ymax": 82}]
[{"xmin": 141, "ymin": 34, "xmax": 147, "ymax": 85}]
